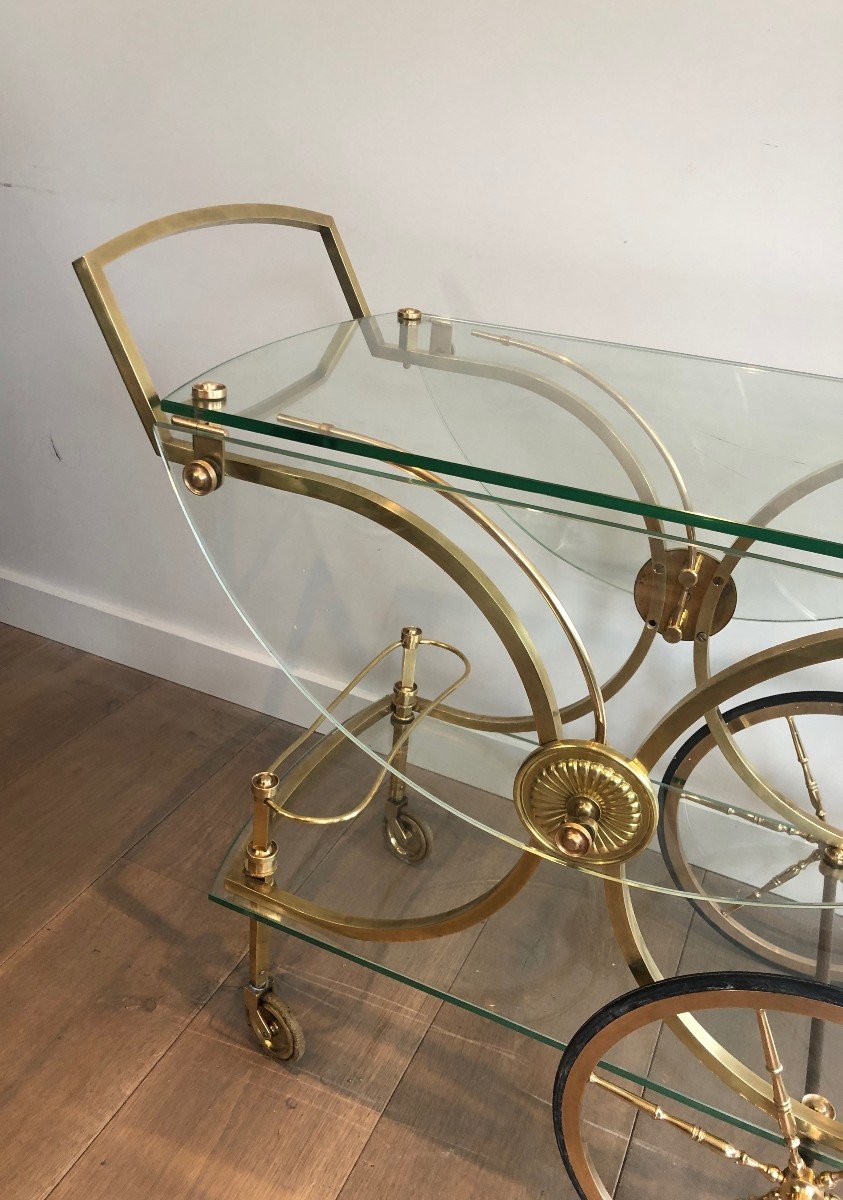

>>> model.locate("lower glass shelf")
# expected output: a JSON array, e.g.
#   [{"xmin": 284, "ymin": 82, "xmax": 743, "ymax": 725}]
[{"xmin": 209, "ymin": 712, "xmax": 843, "ymax": 1175}]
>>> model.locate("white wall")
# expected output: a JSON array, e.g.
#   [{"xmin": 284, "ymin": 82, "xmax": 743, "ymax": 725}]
[{"xmin": 1, "ymin": 1, "xmax": 842, "ymax": 762}]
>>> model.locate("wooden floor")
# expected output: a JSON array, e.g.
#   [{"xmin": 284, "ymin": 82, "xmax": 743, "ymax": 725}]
[
  {"xmin": 1, "ymin": 622, "xmax": 803, "ymax": 1199},
  {"xmin": 0, "ymin": 622, "xmax": 578, "ymax": 1199}
]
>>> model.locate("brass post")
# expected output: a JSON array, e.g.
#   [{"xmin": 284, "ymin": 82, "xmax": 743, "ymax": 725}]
[
  {"xmin": 397, "ymin": 308, "xmax": 422, "ymax": 364},
  {"xmin": 245, "ymin": 770, "xmax": 279, "ymax": 990},
  {"xmin": 249, "ymin": 919, "xmax": 271, "ymax": 991},
  {"xmin": 387, "ymin": 626, "xmax": 421, "ymax": 817}
]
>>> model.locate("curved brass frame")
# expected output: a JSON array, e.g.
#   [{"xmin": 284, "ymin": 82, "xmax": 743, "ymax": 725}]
[
  {"xmin": 691, "ymin": 462, "xmax": 843, "ymax": 846},
  {"xmin": 274, "ymin": 416, "xmax": 611, "ymax": 741},
  {"xmin": 222, "ymin": 700, "xmax": 541, "ymax": 942},
  {"xmin": 73, "ymin": 204, "xmax": 370, "ymax": 448},
  {"xmin": 74, "ymin": 203, "xmax": 631, "ymax": 741},
  {"xmin": 160, "ymin": 431, "xmax": 562, "ymax": 746}
]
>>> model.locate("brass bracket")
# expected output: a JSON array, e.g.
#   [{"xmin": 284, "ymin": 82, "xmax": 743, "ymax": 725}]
[
  {"xmin": 429, "ymin": 317, "xmax": 454, "ymax": 356},
  {"xmin": 396, "ymin": 310, "xmax": 454, "ymax": 363},
  {"xmin": 634, "ymin": 548, "xmax": 737, "ymax": 643},
  {"xmin": 180, "ymin": 381, "xmax": 227, "ymax": 495}
]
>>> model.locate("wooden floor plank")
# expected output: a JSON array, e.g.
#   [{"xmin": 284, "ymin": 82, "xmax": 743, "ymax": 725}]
[
  {"xmin": 0, "ymin": 858, "xmax": 248, "ymax": 1200},
  {"xmin": 0, "ymin": 624, "xmax": 46, "ymax": 673},
  {"xmin": 0, "ymin": 639, "xmax": 151, "ymax": 790},
  {"xmin": 0, "ymin": 680, "xmax": 268, "ymax": 963},
  {"xmin": 48, "ymin": 944, "xmax": 443, "ymax": 1200},
  {"xmin": 335, "ymin": 852, "xmax": 696, "ymax": 1200},
  {"xmin": 337, "ymin": 1001, "xmax": 575, "ymax": 1200}
]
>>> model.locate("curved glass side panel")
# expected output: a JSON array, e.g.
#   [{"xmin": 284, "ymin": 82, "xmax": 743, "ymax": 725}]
[
  {"xmin": 155, "ymin": 426, "xmax": 843, "ymax": 918},
  {"xmin": 156, "ymin": 419, "xmax": 843, "ymax": 1167},
  {"xmin": 151, "ymin": 315, "xmax": 843, "ymax": 1182}
]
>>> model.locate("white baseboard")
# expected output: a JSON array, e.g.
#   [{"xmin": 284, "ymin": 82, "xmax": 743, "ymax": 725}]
[{"xmin": 0, "ymin": 564, "xmax": 526, "ymax": 796}]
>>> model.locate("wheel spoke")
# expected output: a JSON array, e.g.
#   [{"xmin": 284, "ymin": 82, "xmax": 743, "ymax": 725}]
[
  {"xmin": 787, "ymin": 717, "xmax": 826, "ymax": 821},
  {"xmin": 675, "ymin": 787, "xmax": 813, "ymax": 843},
  {"xmin": 757, "ymin": 1009, "xmax": 805, "ymax": 1173},
  {"xmin": 723, "ymin": 849, "xmax": 822, "ymax": 913},
  {"xmin": 589, "ymin": 1072, "xmax": 784, "ymax": 1186}
]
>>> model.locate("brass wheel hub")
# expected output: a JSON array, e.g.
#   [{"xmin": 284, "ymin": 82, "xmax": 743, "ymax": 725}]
[{"xmin": 513, "ymin": 740, "xmax": 657, "ymax": 865}]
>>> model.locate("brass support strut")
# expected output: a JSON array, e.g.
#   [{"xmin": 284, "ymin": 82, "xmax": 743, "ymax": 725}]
[
  {"xmin": 244, "ymin": 770, "xmax": 279, "ymax": 1012},
  {"xmin": 239, "ymin": 770, "xmax": 305, "ymax": 1062}
]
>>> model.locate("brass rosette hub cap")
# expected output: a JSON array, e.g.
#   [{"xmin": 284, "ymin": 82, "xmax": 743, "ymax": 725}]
[{"xmin": 513, "ymin": 740, "xmax": 657, "ymax": 865}]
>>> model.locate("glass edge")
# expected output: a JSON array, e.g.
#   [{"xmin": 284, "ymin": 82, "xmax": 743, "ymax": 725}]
[
  {"xmin": 159, "ymin": 402, "xmax": 843, "ymax": 564},
  {"xmin": 172, "ymin": 423, "xmax": 843, "ymax": 585},
  {"xmin": 206, "ymin": 888, "xmax": 841, "ymax": 1166},
  {"xmin": 457, "ymin": 314, "xmax": 843, "ymax": 384}
]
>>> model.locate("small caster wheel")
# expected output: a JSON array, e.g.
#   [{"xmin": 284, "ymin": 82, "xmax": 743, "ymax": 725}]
[
  {"xmin": 247, "ymin": 992, "xmax": 305, "ymax": 1063},
  {"xmin": 383, "ymin": 811, "xmax": 431, "ymax": 864}
]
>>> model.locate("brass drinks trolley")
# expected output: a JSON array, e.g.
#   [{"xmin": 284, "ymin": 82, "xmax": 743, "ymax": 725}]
[{"xmin": 76, "ymin": 206, "xmax": 843, "ymax": 1198}]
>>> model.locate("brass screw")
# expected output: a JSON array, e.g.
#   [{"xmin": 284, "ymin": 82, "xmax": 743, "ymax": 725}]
[
  {"xmin": 182, "ymin": 458, "xmax": 220, "ymax": 496},
  {"xmin": 397, "ymin": 307, "xmax": 422, "ymax": 324}
]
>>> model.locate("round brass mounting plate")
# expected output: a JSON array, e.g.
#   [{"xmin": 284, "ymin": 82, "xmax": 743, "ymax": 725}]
[
  {"xmin": 513, "ymin": 740, "xmax": 657, "ymax": 866},
  {"xmin": 634, "ymin": 549, "xmax": 737, "ymax": 641}
]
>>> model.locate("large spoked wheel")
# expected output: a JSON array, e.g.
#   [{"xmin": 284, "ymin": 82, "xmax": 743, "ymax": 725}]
[
  {"xmin": 607, "ymin": 631, "xmax": 843, "ymax": 1112},
  {"xmin": 658, "ymin": 691, "xmax": 843, "ymax": 979},
  {"xmin": 553, "ymin": 972, "xmax": 843, "ymax": 1200}
]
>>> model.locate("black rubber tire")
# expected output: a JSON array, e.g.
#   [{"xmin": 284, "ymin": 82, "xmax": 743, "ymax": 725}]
[
  {"xmin": 552, "ymin": 970, "xmax": 843, "ymax": 1200},
  {"xmin": 657, "ymin": 690, "xmax": 843, "ymax": 973}
]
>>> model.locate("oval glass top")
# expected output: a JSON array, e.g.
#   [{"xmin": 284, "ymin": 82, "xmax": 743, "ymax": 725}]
[{"xmin": 160, "ymin": 313, "xmax": 843, "ymax": 619}]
